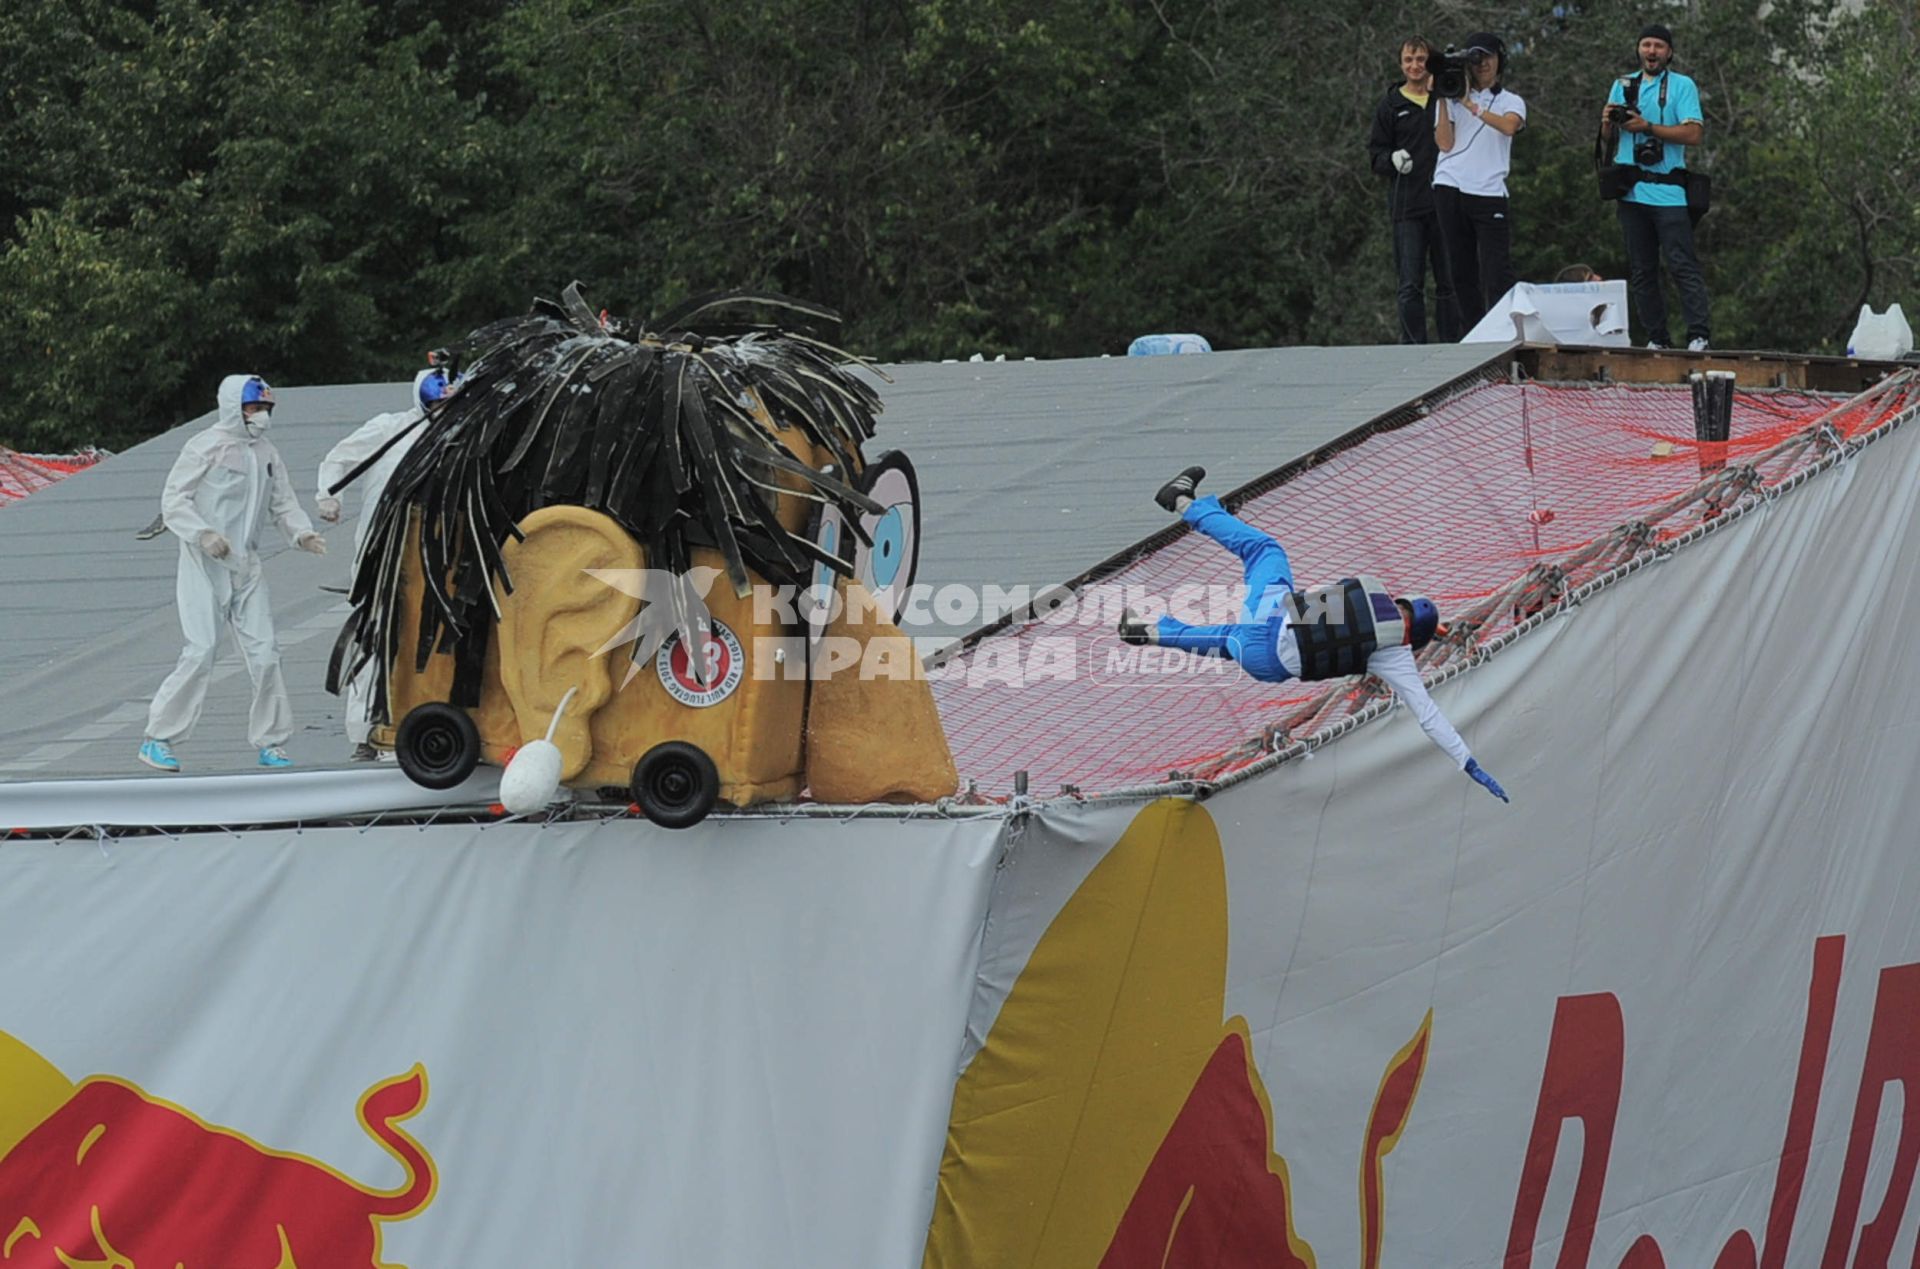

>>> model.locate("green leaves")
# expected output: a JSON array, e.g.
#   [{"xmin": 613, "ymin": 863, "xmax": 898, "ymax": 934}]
[
  {"xmin": 0, "ymin": 0, "xmax": 494, "ymax": 448},
  {"xmin": 0, "ymin": 208, "xmax": 196, "ymax": 448},
  {"xmin": 2, "ymin": 0, "xmax": 1914, "ymax": 451}
]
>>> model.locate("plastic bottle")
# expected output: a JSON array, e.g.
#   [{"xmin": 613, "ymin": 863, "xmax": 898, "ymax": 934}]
[{"xmin": 1126, "ymin": 333, "xmax": 1213, "ymax": 356}]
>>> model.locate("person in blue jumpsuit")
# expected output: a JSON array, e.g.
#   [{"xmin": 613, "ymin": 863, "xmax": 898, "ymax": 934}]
[{"xmin": 1120, "ymin": 466, "xmax": 1509, "ymax": 801}]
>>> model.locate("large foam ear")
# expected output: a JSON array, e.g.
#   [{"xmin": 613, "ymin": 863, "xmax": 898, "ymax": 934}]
[{"xmin": 495, "ymin": 506, "xmax": 643, "ymax": 780}]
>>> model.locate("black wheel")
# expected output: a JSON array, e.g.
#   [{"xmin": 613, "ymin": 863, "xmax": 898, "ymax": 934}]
[
  {"xmin": 629, "ymin": 741, "xmax": 720, "ymax": 829},
  {"xmin": 395, "ymin": 703, "xmax": 482, "ymax": 791}
]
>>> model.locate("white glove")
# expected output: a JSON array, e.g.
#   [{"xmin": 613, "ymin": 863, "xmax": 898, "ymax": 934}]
[
  {"xmin": 197, "ymin": 530, "xmax": 231, "ymax": 560},
  {"xmin": 1391, "ymin": 148, "xmax": 1414, "ymax": 175},
  {"xmin": 296, "ymin": 532, "xmax": 328, "ymax": 556},
  {"xmin": 316, "ymin": 495, "xmax": 342, "ymax": 523}
]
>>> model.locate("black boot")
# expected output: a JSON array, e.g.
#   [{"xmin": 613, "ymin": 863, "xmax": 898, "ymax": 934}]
[
  {"xmin": 1117, "ymin": 608, "xmax": 1156, "ymax": 646},
  {"xmin": 1154, "ymin": 465, "xmax": 1206, "ymax": 513}
]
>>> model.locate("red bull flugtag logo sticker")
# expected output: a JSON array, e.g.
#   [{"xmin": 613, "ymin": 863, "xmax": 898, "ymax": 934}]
[
  {"xmin": 0, "ymin": 1031, "xmax": 436, "ymax": 1269},
  {"xmin": 656, "ymin": 620, "xmax": 744, "ymax": 707}
]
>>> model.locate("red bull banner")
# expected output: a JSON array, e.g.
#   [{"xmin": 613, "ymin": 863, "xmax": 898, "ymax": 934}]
[
  {"xmin": 925, "ymin": 419, "xmax": 1920, "ymax": 1265},
  {"xmin": 0, "ymin": 818, "xmax": 1000, "ymax": 1266},
  {"xmin": 0, "ymin": 1041, "xmax": 433, "ymax": 1268}
]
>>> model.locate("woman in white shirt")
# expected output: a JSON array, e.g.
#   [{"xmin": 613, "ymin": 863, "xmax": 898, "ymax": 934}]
[{"xmin": 1432, "ymin": 32, "xmax": 1527, "ymax": 330}]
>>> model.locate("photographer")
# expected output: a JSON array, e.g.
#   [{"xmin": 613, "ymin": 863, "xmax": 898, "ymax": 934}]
[
  {"xmin": 1432, "ymin": 33, "xmax": 1527, "ymax": 332},
  {"xmin": 1601, "ymin": 24, "xmax": 1710, "ymax": 350},
  {"xmin": 1367, "ymin": 37, "xmax": 1459, "ymax": 343}
]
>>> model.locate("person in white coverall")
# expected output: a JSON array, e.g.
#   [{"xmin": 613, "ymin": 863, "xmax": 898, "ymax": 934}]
[
  {"xmin": 314, "ymin": 368, "xmax": 450, "ymax": 760},
  {"xmin": 138, "ymin": 376, "xmax": 327, "ymax": 772}
]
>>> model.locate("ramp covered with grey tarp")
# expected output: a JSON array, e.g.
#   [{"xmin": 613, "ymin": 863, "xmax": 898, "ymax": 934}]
[{"xmin": 0, "ymin": 342, "xmax": 1502, "ymax": 780}]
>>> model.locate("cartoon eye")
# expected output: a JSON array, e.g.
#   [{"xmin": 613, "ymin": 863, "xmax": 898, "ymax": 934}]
[
  {"xmin": 869, "ymin": 508, "xmax": 906, "ymax": 589},
  {"xmin": 852, "ymin": 452, "xmax": 921, "ymax": 627}
]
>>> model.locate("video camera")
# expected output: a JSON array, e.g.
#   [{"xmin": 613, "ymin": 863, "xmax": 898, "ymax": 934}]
[{"xmin": 1431, "ymin": 45, "xmax": 1491, "ymax": 100}]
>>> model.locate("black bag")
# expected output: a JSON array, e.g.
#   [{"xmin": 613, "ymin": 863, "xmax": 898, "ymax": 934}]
[{"xmin": 1684, "ymin": 169, "xmax": 1711, "ymax": 223}]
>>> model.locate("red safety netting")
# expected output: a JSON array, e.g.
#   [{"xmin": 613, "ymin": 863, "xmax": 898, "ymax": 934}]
[
  {"xmin": 0, "ymin": 448, "xmax": 102, "ymax": 505},
  {"xmin": 932, "ymin": 372, "xmax": 1919, "ymax": 799}
]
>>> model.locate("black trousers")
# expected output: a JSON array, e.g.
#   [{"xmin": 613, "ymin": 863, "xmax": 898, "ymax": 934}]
[
  {"xmin": 1432, "ymin": 185, "xmax": 1514, "ymax": 332},
  {"xmin": 1617, "ymin": 200, "xmax": 1711, "ymax": 345},
  {"xmin": 1392, "ymin": 211, "xmax": 1462, "ymax": 344}
]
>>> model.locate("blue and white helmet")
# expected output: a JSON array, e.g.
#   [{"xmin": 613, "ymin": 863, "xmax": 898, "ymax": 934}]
[
  {"xmin": 1402, "ymin": 595, "xmax": 1441, "ymax": 650},
  {"xmin": 241, "ymin": 377, "xmax": 276, "ymax": 410},
  {"xmin": 418, "ymin": 367, "xmax": 460, "ymax": 410}
]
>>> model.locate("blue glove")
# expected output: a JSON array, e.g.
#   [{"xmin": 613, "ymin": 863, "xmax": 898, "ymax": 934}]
[{"xmin": 1464, "ymin": 758, "xmax": 1509, "ymax": 803}]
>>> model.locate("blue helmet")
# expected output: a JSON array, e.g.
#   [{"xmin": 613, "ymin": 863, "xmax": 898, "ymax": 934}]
[
  {"xmin": 241, "ymin": 377, "xmax": 275, "ymax": 410},
  {"xmin": 1403, "ymin": 595, "xmax": 1441, "ymax": 650},
  {"xmin": 418, "ymin": 368, "xmax": 459, "ymax": 409}
]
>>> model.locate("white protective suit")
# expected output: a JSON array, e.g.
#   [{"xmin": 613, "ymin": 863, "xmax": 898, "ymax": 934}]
[
  {"xmin": 315, "ymin": 371, "xmax": 432, "ymax": 742},
  {"xmin": 146, "ymin": 375, "xmax": 317, "ymax": 749}
]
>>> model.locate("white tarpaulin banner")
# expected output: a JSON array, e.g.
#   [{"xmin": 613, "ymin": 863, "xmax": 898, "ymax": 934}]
[
  {"xmin": 1464, "ymin": 280, "xmax": 1630, "ymax": 346},
  {"xmin": 0, "ymin": 815, "xmax": 1000, "ymax": 1268},
  {"xmin": 924, "ymin": 412, "xmax": 1920, "ymax": 1266}
]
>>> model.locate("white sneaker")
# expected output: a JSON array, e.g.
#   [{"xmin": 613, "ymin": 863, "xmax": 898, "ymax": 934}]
[
  {"xmin": 1687, "ymin": 337, "xmax": 1710, "ymax": 352},
  {"xmin": 1646, "ymin": 339, "xmax": 1671, "ymax": 350}
]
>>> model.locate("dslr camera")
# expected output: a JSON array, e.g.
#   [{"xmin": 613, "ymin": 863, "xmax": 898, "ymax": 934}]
[
  {"xmin": 1430, "ymin": 45, "xmax": 1490, "ymax": 100},
  {"xmin": 1606, "ymin": 102, "xmax": 1663, "ymax": 166}
]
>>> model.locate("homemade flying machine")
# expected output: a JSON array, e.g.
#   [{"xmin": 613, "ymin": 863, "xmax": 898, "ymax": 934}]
[{"xmin": 329, "ymin": 285, "xmax": 953, "ymax": 826}]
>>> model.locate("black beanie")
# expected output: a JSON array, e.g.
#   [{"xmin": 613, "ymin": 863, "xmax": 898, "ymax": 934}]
[{"xmin": 1639, "ymin": 23, "xmax": 1675, "ymax": 48}]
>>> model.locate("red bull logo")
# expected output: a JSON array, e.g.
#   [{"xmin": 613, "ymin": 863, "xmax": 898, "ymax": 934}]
[
  {"xmin": 0, "ymin": 1032, "xmax": 436, "ymax": 1268},
  {"xmin": 1506, "ymin": 934, "xmax": 1920, "ymax": 1268},
  {"xmin": 923, "ymin": 799, "xmax": 1435, "ymax": 1268}
]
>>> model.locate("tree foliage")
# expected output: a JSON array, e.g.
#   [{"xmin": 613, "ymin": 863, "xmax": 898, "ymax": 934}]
[{"xmin": 0, "ymin": 0, "xmax": 1914, "ymax": 449}]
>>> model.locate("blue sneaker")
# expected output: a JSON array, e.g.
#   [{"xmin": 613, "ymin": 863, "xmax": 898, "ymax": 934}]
[
  {"xmin": 258, "ymin": 746, "xmax": 293, "ymax": 769},
  {"xmin": 138, "ymin": 738, "xmax": 181, "ymax": 772}
]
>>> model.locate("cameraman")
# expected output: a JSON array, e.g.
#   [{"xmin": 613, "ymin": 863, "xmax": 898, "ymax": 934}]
[
  {"xmin": 1432, "ymin": 33, "xmax": 1527, "ymax": 332},
  {"xmin": 1601, "ymin": 24, "xmax": 1710, "ymax": 350},
  {"xmin": 1367, "ymin": 37, "xmax": 1459, "ymax": 343}
]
